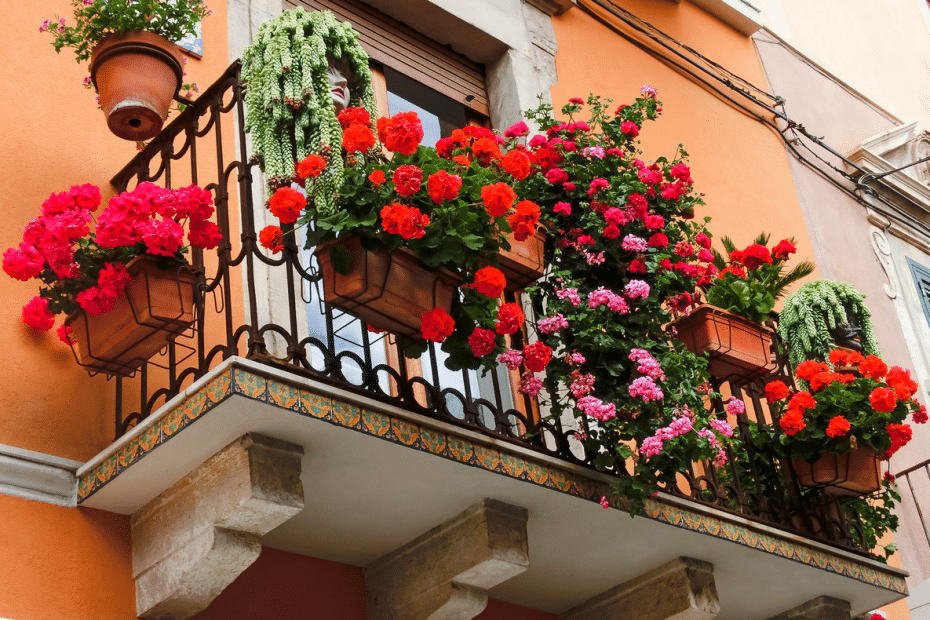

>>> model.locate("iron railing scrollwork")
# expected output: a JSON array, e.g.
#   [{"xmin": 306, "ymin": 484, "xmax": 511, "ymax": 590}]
[{"xmin": 105, "ymin": 61, "xmax": 875, "ymax": 558}]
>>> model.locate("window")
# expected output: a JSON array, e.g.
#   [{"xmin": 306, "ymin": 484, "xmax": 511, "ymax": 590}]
[{"xmin": 907, "ymin": 257, "xmax": 930, "ymax": 331}]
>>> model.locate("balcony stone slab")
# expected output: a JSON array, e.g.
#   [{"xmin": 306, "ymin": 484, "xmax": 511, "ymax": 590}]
[{"xmin": 77, "ymin": 357, "xmax": 908, "ymax": 619}]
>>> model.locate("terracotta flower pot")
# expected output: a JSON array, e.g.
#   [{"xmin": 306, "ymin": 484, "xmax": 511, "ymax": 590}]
[
  {"xmin": 498, "ymin": 228, "xmax": 546, "ymax": 293},
  {"xmin": 315, "ymin": 235, "xmax": 460, "ymax": 339},
  {"xmin": 792, "ymin": 447, "xmax": 881, "ymax": 497},
  {"xmin": 66, "ymin": 257, "xmax": 197, "ymax": 377},
  {"xmin": 90, "ymin": 31, "xmax": 184, "ymax": 141},
  {"xmin": 669, "ymin": 305, "xmax": 776, "ymax": 382}
]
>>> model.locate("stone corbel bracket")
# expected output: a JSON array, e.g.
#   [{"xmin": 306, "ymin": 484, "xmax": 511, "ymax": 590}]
[
  {"xmin": 561, "ymin": 556, "xmax": 721, "ymax": 620},
  {"xmin": 131, "ymin": 433, "xmax": 305, "ymax": 619},
  {"xmin": 364, "ymin": 498, "xmax": 530, "ymax": 620},
  {"xmin": 767, "ymin": 596, "xmax": 852, "ymax": 620}
]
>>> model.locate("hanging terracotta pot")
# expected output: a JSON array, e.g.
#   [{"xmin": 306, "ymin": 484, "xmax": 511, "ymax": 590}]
[
  {"xmin": 90, "ymin": 31, "xmax": 184, "ymax": 141},
  {"xmin": 315, "ymin": 235, "xmax": 460, "ymax": 340},
  {"xmin": 498, "ymin": 228, "xmax": 546, "ymax": 293},
  {"xmin": 792, "ymin": 447, "xmax": 881, "ymax": 497},
  {"xmin": 66, "ymin": 257, "xmax": 197, "ymax": 377},
  {"xmin": 669, "ymin": 305, "xmax": 776, "ymax": 382}
]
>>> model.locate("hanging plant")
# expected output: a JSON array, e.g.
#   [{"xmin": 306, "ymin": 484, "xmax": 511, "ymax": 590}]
[
  {"xmin": 778, "ymin": 280, "xmax": 881, "ymax": 369},
  {"xmin": 241, "ymin": 7, "xmax": 377, "ymax": 213}
]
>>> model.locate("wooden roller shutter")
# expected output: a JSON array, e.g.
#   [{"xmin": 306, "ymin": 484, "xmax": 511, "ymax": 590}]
[{"xmin": 285, "ymin": 0, "xmax": 490, "ymax": 116}]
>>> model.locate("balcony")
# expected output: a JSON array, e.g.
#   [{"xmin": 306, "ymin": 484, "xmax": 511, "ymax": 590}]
[{"xmin": 74, "ymin": 63, "xmax": 907, "ymax": 619}]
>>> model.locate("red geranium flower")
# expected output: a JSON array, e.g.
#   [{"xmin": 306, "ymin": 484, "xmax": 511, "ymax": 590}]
[
  {"xmin": 368, "ymin": 170, "xmax": 386, "ymax": 186},
  {"xmin": 507, "ymin": 200, "xmax": 541, "ymax": 242},
  {"xmin": 740, "ymin": 244, "xmax": 773, "ymax": 270},
  {"xmin": 779, "ymin": 409, "xmax": 806, "ymax": 435},
  {"xmin": 296, "ymin": 153, "xmax": 326, "ymax": 179},
  {"xmin": 396, "ymin": 206, "xmax": 429, "ymax": 240},
  {"xmin": 825, "ymin": 416, "xmax": 851, "ymax": 438},
  {"xmin": 468, "ymin": 327, "xmax": 497, "ymax": 357},
  {"xmin": 860, "ymin": 355, "xmax": 888, "ymax": 379},
  {"xmin": 343, "ymin": 124, "xmax": 376, "ymax": 154},
  {"xmin": 788, "ymin": 391, "xmax": 816, "ymax": 411},
  {"xmin": 426, "ymin": 170, "xmax": 462, "ymax": 204},
  {"xmin": 259, "ymin": 225, "xmax": 285, "ymax": 253},
  {"xmin": 337, "ymin": 106, "xmax": 371, "ymax": 129},
  {"xmin": 471, "ymin": 137, "xmax": 501, "ymax": 165},
  {"xmin": 795, "ymin": 360, "xmax": 829, "ymax": 381},
  {"xmin": 421, "ymin": 307, "xmax": 455, "ymax": 342},
  {"xmin": 269, "ymin": 187, "xmax": 305, "ymax": 224},
  {"xmin": 913, "ymin": 404, "xmax": 928, "ymax": 424},
  {"xmin": 22, "ymin": 296, "xmax": 55, "ymax": 331},
  {"xmin": 809, "ymin": 371, "xmax": 840, "ymax": 392},
  {"xmin": 472, "ymin": 266, "xmax": 507, "ymax": 298},
  {"xmin": 771, "ymin": 239, "xmax": 797, "ymax": 260},
  {"xmin": 765, "ymin": 380, "xmax": 790, "ymax": 401},
  {"xmin": 496, "ymin": 302, "xmax": 525, "ymax": 335},
  {"xmin": 501, "ymin": 149, "xmax": 532, "ymax": 180},
  {"xmin": 392, "ymin": 165, "xmax": 423, "ymax": 197},
  {"xmin": 886, "ymin": 423, "xmax": 913, "ymax": 456},
  {"xmin": 886, "ymin": 366, "xmax": 918, "ymax": 400},
  {"xmin": 869, "ymin": 387, "xmax": 898, "ymax": 413},
  {"xmin": 523, "ymin": 341, "xmax": 553, "ymax": 373},
  {"xmin": 620, "ymin": 121, "xmax": 639, "ymax": 137},
  {"xmin": 481, "ymin": 182, "xmax": 516, "ymax": 217},
  {"xmin": 828, "ymin": 348, "xmax": 850, "ymax": 367},
  {"xmin": 377, "ymin": 112, "xmax": 424, "ymax": 155}
]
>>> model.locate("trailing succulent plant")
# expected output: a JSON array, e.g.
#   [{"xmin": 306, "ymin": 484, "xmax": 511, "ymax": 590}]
[
  {"xmin": 241, "ymin": 8, "xmax": 376, "ymax": 212},
  {"xmin": 778, "ymin": 279, "xmax": 881, "ymax": 368}
]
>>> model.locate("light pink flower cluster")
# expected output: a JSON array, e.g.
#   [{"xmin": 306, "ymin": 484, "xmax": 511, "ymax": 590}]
[
  {"xmin": 624, "ymin": 279, "xmax": 650, "ymax": 300},
  {"xmin": 628, "ymin": 376, "xmax": 664, "ymax": 402},
  {"xmin": 497, "ymin": 348, "xmax": 523, "ymax": 370},
  {"xmin": 556, "ymin": 287, "xmax": 582, "ymax": 306},
  {"xmin": 537, "ymin": 313, "xmax": 569, "ymax": 334},
  {"xmin": 568, "ymin": 351, "xmax": 586, "ymax": 365},
  {"xmin": 697, "ymin": 428, "xmax": 728, "ymax": 467},
  {"xmin": 584, "ymin": 250, "xmax": 605, "ymax": 266},
  {"xmin": 576, "ymin": 395, "xmax": 617, "ymax": 421},
  {"xmin": 582, "ymin": 146, "xmax": 606, "ymax": 159},
  {"xmin": 587, "ymin": 287, "xmax": 630, "ymax": 313},
  {"xmin": 621, "ymin": 234, "xmax": 649, "ymax": 252},
  {"xmin": 725, "ymin": 397, "xmax": 745, "ymax": 416},
  {"xmin": 628, "ymin": 348, "xmax": 665, "ymax": 381},
  {"xmin": 520, "ymin": 373, "xmax": 543, "ymax": 396},
  {"xmin": 570, "ymin": 373, "xmax": 595, "ymax": 398},
  {"xmin": 710, "ymin": 418, "xmax": 734, "ymax": 438}
]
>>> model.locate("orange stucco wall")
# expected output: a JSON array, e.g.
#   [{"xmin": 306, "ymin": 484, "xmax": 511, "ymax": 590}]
[
  {"xmin": 0, "ymin": 495, "xmax": 135, "ymax": 620},
  {"xmin": 0, "ymin": 1, "xmax": 230, "ymax": 462},
  {"xmin": 193, "ymin": 546, "xmax": 558, "ymax": 620},
  {"xmin": 550, "ymin": 1, "xmax": 818, "ymax": 286}
]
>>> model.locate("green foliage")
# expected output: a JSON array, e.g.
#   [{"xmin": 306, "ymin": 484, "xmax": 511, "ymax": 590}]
[
  {"xmin": 704, "ymin": 233, "xmax": 814, "ymax": 323},
  {"xmin": 777, "ymin": 279, "xmax": 881, "ymax": 367},
  {"xmin": 43, "ymin": 0, "xmax": 210, "ymax": 63},
  {"xmin": 241, "ymin": 8, "xmax": 377, "ymax": 209}
]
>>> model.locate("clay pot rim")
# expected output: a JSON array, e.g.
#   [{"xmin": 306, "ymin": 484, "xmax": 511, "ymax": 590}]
[{"xmin": 89, "ymin": 30, "xmax": 184, "ymax": 94}]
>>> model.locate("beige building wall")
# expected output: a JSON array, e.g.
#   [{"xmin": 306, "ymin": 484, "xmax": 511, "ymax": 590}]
[{"xmin": 757, "ymin": 0, "xmax": 930, "ymax": 131}]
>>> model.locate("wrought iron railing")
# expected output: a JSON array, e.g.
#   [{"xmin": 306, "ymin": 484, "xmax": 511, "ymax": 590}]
[{"xmin": 105, "ymin": 61, "xmax": 876, "ymax": 557}]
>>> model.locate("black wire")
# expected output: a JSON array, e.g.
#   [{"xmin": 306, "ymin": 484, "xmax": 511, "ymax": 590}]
[{"xmin": 576, "ymin": 0, "xmax": 930, "ymax": 237}]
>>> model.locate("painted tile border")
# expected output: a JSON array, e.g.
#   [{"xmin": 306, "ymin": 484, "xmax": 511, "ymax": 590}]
[{"xmin": 77, "ymin": 364, "xmax": 907, "ymax": 595}]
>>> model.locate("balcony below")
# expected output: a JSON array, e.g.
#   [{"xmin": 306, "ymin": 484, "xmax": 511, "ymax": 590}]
[{"xmin": 77, "ymin": 356, "xmax": 907, "ymax": 619}]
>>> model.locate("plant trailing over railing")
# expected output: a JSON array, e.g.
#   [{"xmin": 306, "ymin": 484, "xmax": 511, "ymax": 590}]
[
  {"xmin": 475, "ymin": 92, "xmax": 737, "ymax": 511},
  {"xmin": 3, "ymin": 182, "xmax": 221, "ymax": 337},
  {"xmin": 754, "ymin": 349, "xmax": 927, "ymax": 559},
  {"xmin": 778, "ymin": 280, "xmax": 880, "ymax": 369},
  {"xmin": 704, "ymin": 233, "xmax": 814, "ymax": 324},
  {"xmin": 241, "ymin": 7, "xmax": 377, "ymax": 212}
]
